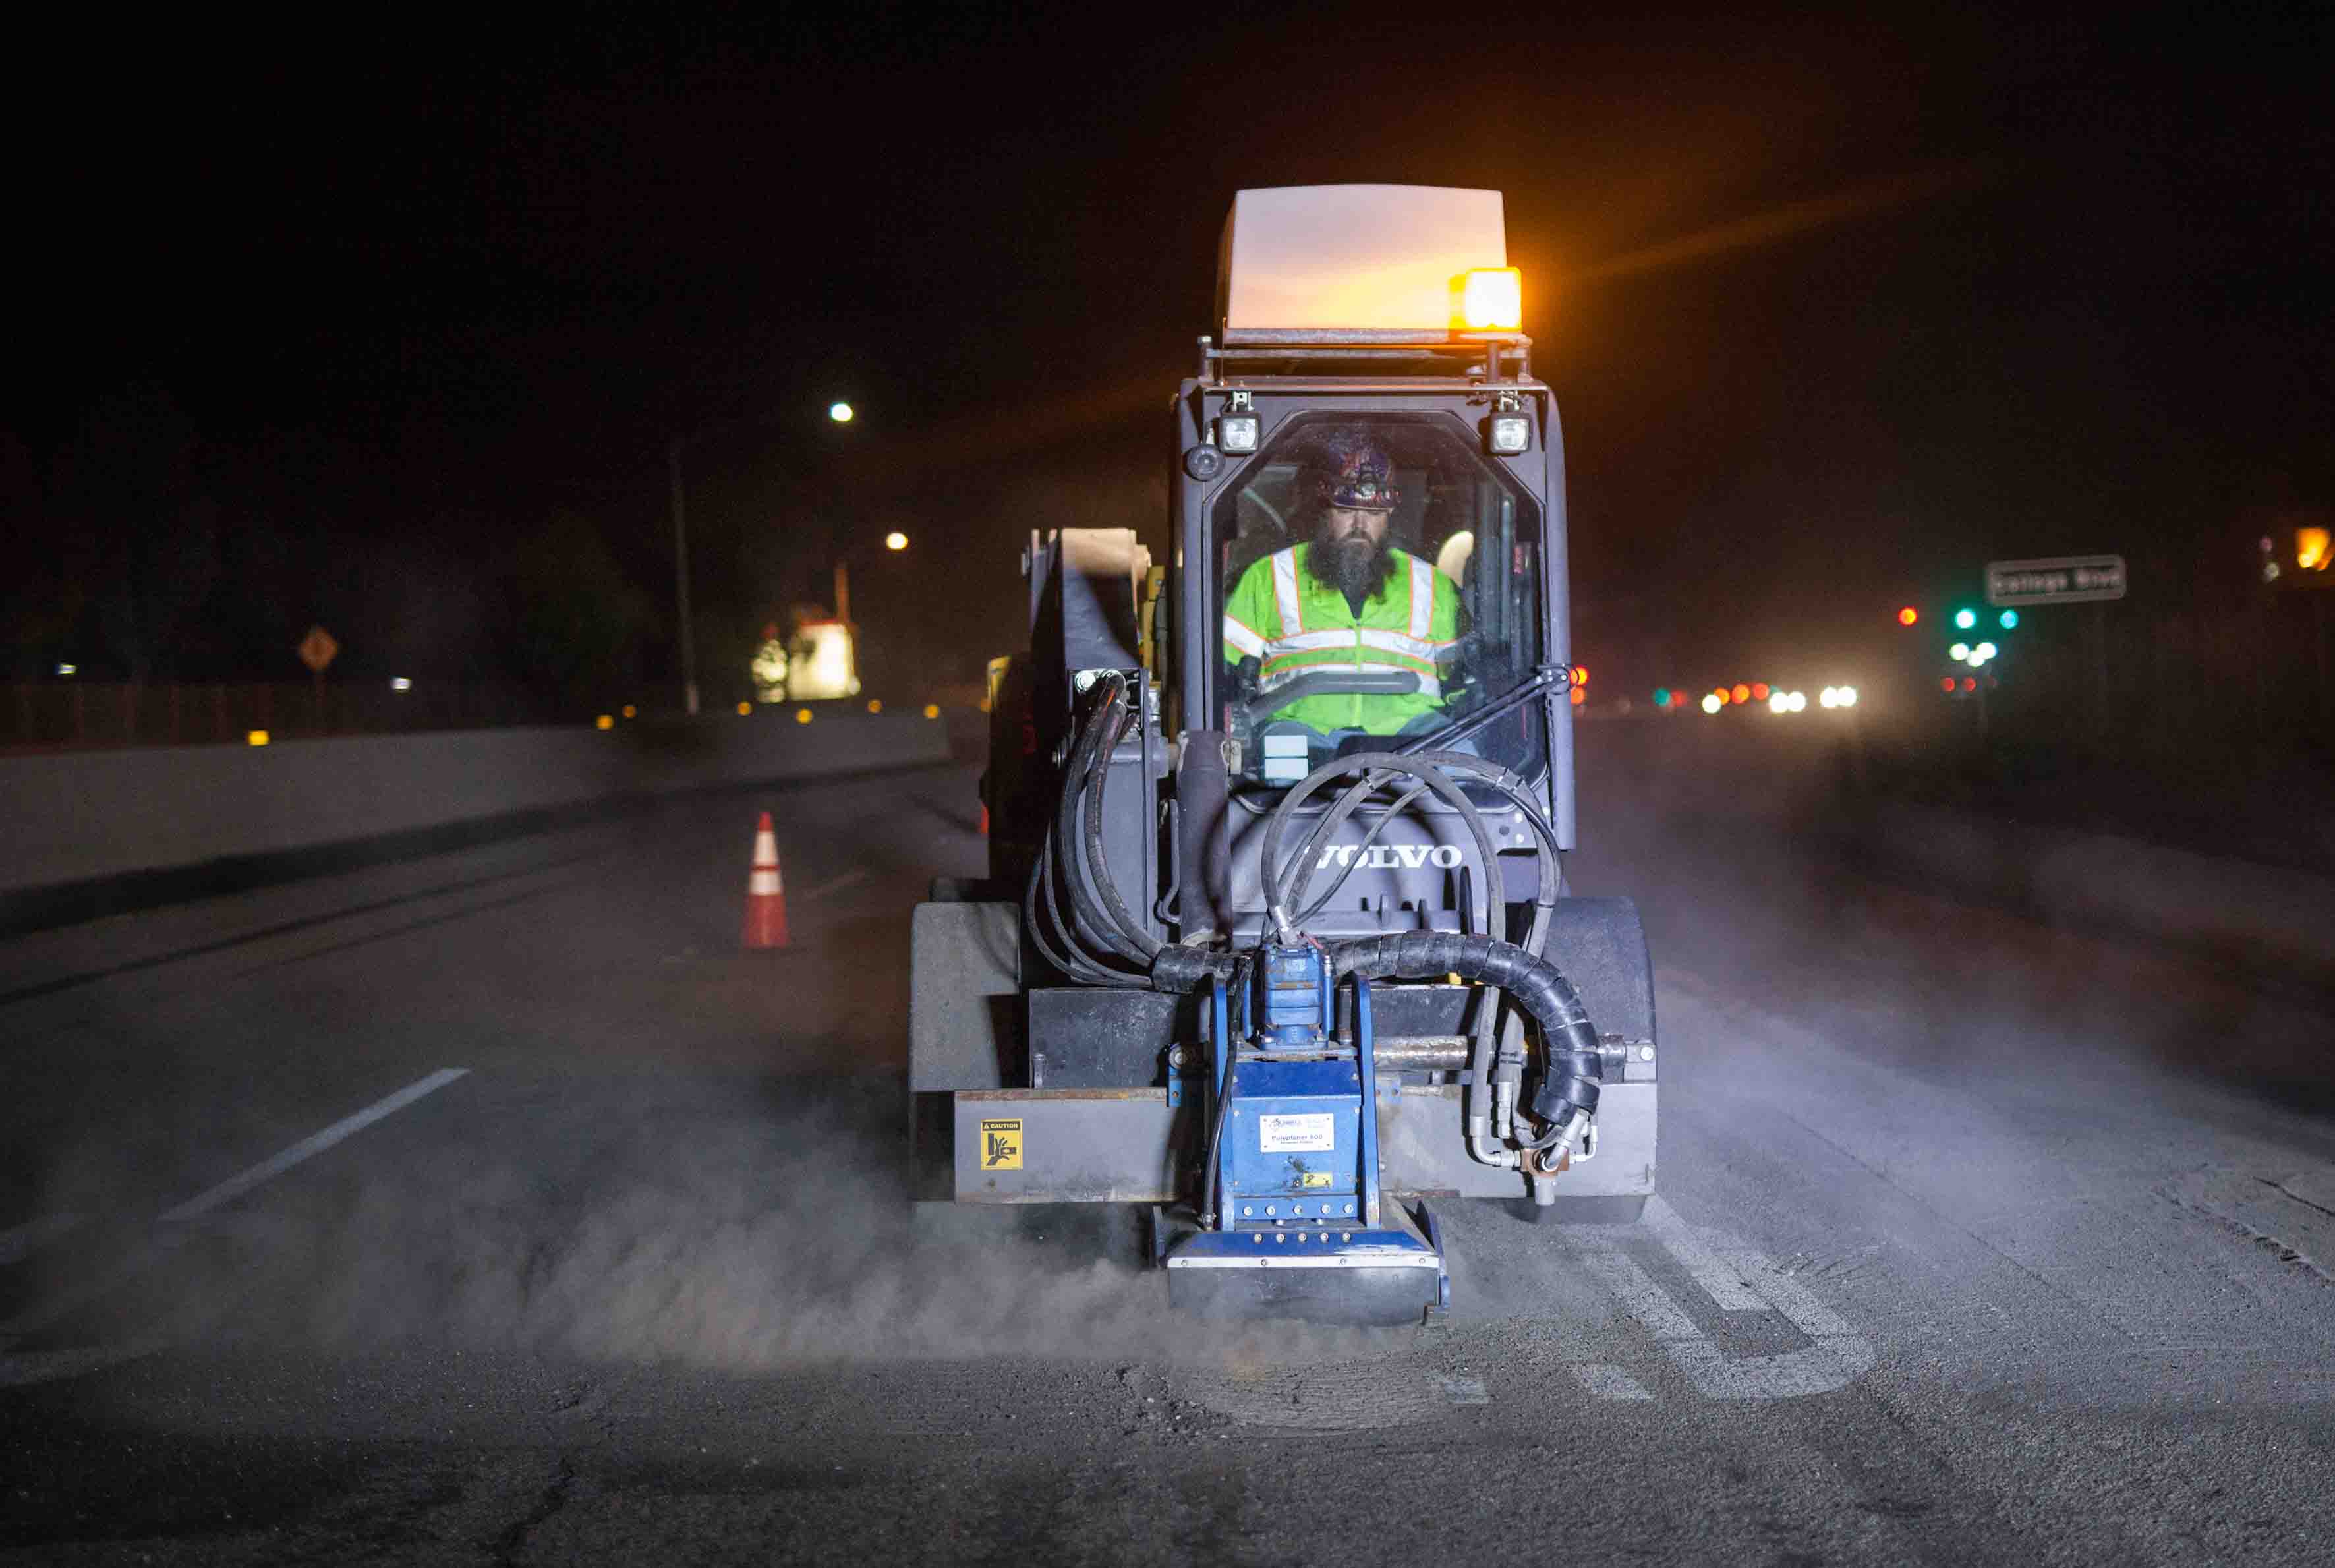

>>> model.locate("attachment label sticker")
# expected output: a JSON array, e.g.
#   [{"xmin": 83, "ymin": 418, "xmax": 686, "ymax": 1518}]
[
  {"xmin": 979, "ymin": 1118, "xmax": 1023, "ymax": 1170},
  {"xmin": 1258, "ymin": 1113, "xmax": 1336, "ymax": 1153}
]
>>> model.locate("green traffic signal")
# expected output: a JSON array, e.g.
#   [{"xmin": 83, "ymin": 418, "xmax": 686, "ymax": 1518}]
[
  {"xmin": 1953, "ymin": 608, "xmax": 1977, "ymax": 630},
  {"xmin": 1998, "ymin": 609, "xmax": 2019, "ymax": 629}
]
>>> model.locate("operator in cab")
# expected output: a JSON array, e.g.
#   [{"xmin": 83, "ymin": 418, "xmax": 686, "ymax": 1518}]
[{"xmin": 1222, "ymin": 430, "xmax": 1464, "ymax": 737}]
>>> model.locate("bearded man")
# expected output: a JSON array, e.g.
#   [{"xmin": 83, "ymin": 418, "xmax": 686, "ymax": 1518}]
[{"xmin": 1222, "ymin": 431, "xmax": 1464, "ymax": 738}]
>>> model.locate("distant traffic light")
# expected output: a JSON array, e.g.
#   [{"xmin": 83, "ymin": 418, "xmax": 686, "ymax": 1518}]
[
  {"xmin": 1897, "ymin": 607, "xmax": 1918, "ymax": 626},
  {"xmin": 1750, "ymin": 682, "xmax": 1770, "ymax": 701},
  {"xmin": 1997, "ymin": 609, "xmax": 2019, "ymax": 629},
  {"xmin": 1953, "ymin": 608, "xmax": 1978, "ymax": 630},
  {"xmin": 1652, "ymin": 687, "xmax": 1671, "ymax": 707},
  {"xmin": 1731, "ymin": 683, "xmax": 1750, "ymax": 705}
]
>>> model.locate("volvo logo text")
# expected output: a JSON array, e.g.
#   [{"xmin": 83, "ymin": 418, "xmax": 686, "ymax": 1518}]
[{"xmin": 1314, "ymin": 843, "xmax": 1464, "ymax": 871}]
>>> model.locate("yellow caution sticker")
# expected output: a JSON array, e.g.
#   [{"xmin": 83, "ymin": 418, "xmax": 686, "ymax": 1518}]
[
  {"xmin": 979, "ymin": 1118, "xmax": 1023, "ymax": 1171},
  {"xmin": 1299, "ymin": 1171, "xmax": 1333, "ymax": 1188}
]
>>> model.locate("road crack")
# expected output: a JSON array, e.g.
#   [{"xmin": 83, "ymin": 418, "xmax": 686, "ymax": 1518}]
[{"xmin": 490, "ymin": 1455, "xmax": 577, "ymax": 1565}]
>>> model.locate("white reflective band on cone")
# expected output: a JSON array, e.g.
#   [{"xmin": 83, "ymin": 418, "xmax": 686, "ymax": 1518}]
[{"xmin": 750, "ymin": 870, "xmax": 782, "ymax": 895}]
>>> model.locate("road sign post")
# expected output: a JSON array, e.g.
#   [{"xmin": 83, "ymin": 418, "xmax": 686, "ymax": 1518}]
[
  {"xmin": 1986, "ymin": 556, "xmax": 2124, "ymax": 739},
  {"xmin": 299, "ymin": 625, "xmax": 339, "ymax": 732}
]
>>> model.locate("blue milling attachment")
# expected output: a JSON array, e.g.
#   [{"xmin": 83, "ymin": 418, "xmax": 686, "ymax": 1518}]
[{"xmin": 1165, "ymin": 944, "xmax": 1449, "ymax": 1323}]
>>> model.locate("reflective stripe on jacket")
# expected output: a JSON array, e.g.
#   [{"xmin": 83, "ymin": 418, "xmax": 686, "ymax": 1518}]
[{"xmin": 1223, "ymin": 543, "xmax": 1461, "ymax": 734}]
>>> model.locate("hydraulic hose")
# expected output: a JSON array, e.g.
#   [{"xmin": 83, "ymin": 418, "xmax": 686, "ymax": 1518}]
[
  {"xmin": 1054, "ymin": 680, "xmax": 1147, "ymax": 967},
  {"xmin": 1331, "ymin": 930, "xmax": 1602, "ymax": 1127},
  {"xmin": 1075, "ymin": 683, "xmax": 1163, "ymax": 962},
  {"xmin": 1259, "ymin": 753, "xmax": 1505, "ymax": 942},
  {"xmin": 1196, "ymin": 954, "xmax": 1252, "ymax": 1227},
  {"xmin": 1132, "ymin": 728, "xmax": 1604, "ymax": 1180},
  {"xmin": 1257, "ymin": 750, "xmax": 1520, "ymax": 1165}
]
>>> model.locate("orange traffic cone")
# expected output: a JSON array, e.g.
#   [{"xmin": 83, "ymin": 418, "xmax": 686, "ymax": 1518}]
[{"xmin": 741, "ymin": 811, "xmax": 790, "ymax": 949}]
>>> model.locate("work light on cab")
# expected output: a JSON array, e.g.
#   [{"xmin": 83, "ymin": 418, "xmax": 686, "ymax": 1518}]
[
  {"xmin": 1485, "ymin": 410, "xmax": 1531, "ymax": 455},
  {"xmin": 1217, "ymin": 413, "xmax": 1261, "ymax": 453},
  {"xmin": 1458, "ymin": 266, "xmax": 1522, "ymax": 332}
]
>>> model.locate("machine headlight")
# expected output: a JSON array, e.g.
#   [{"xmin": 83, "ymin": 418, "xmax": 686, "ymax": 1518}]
[
  {"xmin": 1217, "ymin": 413, "xmax": 1261, "ymax": 453},
  {"xmin": 1485, "ymin": 413, "xmax": 1531, "ymax": 455}
]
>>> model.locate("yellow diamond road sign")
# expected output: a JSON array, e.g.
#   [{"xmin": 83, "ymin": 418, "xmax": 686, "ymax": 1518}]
[{"xmin": 298, "ymin": 625, "xmax": 339, "ymax": 674}]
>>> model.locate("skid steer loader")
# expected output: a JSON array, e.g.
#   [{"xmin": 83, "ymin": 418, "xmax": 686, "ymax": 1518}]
[{"xmin": 909, "ymin": 185, "xmax": 1656, "ymax": 1323}]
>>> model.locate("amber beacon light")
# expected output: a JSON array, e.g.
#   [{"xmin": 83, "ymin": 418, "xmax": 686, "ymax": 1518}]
[{"xmin": 1457, "ymin": 267, "xmax": 1523, "ymax": 332}]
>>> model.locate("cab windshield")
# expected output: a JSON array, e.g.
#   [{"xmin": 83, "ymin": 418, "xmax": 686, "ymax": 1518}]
[{"xmin": 1213, "ymin": 413, "xmax": 1547, "ymax": 790}]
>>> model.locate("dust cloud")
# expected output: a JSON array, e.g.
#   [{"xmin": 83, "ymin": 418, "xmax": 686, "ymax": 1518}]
[{"xmin": 206, "ymin": 1075, "xmax": 1400, "ymax": 1374}]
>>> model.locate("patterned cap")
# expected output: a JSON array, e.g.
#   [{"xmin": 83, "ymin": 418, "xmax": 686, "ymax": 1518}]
[{"xmin": 1309, "ymin": 430, "xmax": 1401, "ymax": 511}]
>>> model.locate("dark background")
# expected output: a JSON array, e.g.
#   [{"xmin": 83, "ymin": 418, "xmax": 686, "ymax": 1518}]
[{"xmin": 3, "ymin": 3, "xmax": 2327, "ymax": 715}]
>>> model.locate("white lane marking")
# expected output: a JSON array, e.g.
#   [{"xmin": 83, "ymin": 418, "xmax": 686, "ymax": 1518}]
[
  {"xmin": 1572, "ymin": 1240, "xmax": 1704, "ymax": 1337},
  {"xmin": 1564, "ymin": 1209, "xmax": 1876, "ymax": 1402},
  {"xmin": 0, "ymin": 1337, "xmax": 172, "ymax": 1390},
  {"xmin": 158, "ymin": 1068, "xmax": 469, "ymax": 1223},
  {"xmin": 1717, "ymin": 1243, "xmax": 1858, "ymax": 1339},
  {"xmin": 1642, "ymin": 1195, "xmax": 1763, "ymax": 1310},
  {"xmin": 1572, "ymin": 1364, "xmax": 1654, "ymax": 1400},
  {"xmin": 0, "ymin": 1069, "xmax": 471, "ymax": 1383},
  {"xmin": 0, "ymin": 1213, "xmax": 84, "ymax": 1267},
  {"xmin": 797, "ymin": 867, "xmax": 872, "ymax": 902}
]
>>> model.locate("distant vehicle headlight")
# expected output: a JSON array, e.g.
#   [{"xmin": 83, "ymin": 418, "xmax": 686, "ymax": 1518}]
[{"xmin": 1217, "ymin": 413, "xmax": 1261, "ymax": 453}]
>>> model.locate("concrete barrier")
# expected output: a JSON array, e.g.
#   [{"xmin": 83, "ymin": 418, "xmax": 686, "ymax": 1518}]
[
  {"xmin": 1845, "ymin": 797, "xmax": 2335, "ymax": 993},
  {"xmin": 0, "ymin": 714, "xmax": 952, "ymax": 928}
]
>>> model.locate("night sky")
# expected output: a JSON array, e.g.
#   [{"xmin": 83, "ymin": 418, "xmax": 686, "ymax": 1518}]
[{"xmin": 8, "ymin": 5, "xmax": 2328, "ymax": 697}]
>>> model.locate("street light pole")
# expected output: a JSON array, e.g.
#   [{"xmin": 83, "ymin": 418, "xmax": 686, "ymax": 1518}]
[
  {"xmin": 666, "ymin": 436, "xmax": 699, "ymax": 716},
  {"xmin": 666, "ymin": 398, "xmax": 855, "ymax": 718}
]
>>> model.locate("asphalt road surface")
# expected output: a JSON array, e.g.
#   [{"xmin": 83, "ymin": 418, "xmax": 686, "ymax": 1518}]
[{"xmin": 5, "ymin": 730, "xmax": 2333, "ymax": 1565}]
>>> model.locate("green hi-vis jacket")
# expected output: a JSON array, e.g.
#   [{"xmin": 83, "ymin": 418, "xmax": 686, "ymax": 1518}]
[{"xmin": 1223, "ymin": 543, "xmax": 1463, "ymax": 734}]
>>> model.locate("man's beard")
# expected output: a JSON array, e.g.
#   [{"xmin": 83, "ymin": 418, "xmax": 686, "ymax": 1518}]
[{"xmin": 1308, "ymin": 521, "xmax": 1396, "ymax": 610}]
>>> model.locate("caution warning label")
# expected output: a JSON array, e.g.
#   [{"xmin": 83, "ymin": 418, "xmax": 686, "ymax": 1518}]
[{"xmin": 979, "ymin": 1118, "xmax": 1023, "ymax": 1171}]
